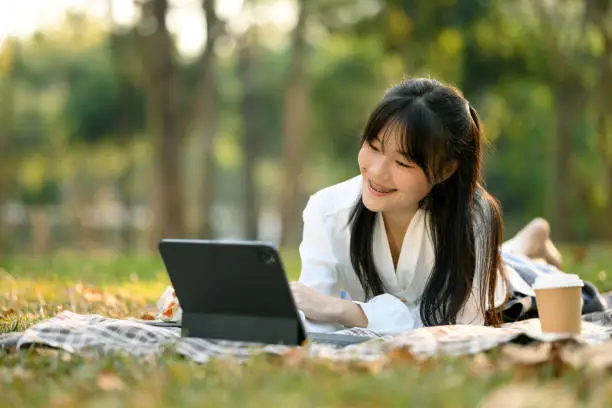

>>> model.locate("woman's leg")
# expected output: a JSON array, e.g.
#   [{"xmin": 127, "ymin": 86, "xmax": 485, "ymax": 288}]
[
  {"xmin": 502, "ymin": 219, "xmax": 609, "ymax": 312},
  {"xmin": 501, "ymin": 218, "xmax": 563, "ymax": 269}
]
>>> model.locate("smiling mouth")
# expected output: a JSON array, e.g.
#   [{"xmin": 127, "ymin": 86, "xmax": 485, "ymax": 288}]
[{"xmin": 368, "ymin": 179, "xmax": 396, "ymax": 194}]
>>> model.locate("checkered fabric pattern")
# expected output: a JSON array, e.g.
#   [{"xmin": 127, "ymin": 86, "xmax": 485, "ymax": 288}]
[
  {"xmin": 3, "ymin": 250, "xmax": 610, "ymax": 362},
  {"xmin": 9, "ymin": 310, "xmax": 612, "ymax": 363}
]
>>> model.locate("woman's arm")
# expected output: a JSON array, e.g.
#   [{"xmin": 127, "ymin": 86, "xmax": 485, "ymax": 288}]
[
  {"xmin": 292, "ymin": 280, "xmax": 422, "ymax": 333},
  {"xmin": 291, "ymin": 282, "xmax": 368, "ymax": 327},
  {"xmin": 293, "ymin": 194, "xmax": 347, "ymax": 331},
  {"xmin": 295, "ymin": 195, "xmax": 340, "ymax": 297},
  {"xmin": 295, "ymin": 194, "xmax": 422, "ymax": 334}
]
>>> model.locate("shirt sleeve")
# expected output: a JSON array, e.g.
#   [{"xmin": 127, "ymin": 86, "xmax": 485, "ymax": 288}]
[
  {"xmin": 353, "ymin": 295, "xmax": 423, "ymax": 334},
  {"xmin": 297, "ymin": 194, "xmax": 345, "ymax": 332},
  {"xmin": 297, "ymin": 194, "xmax": 340, "ymax": 296},
  {"xmin": 298, "ymin": 193, "xmax": 423, "ymax": 334}
]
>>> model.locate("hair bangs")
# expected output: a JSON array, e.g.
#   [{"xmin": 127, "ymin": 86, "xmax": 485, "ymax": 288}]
[{"xmin": 361, "ymin": 99, "xmax": 453, "ymax": 182}]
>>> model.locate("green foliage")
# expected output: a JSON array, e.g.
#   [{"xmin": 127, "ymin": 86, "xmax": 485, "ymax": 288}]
[
  {"xmin": 63, "ymin": 43, "xmax": 146, "ymax": 145},
  {"xmin": 18, "ymin": 178, "xmax": 61, "ymax": 206},
  {"xmin": 309, "ymin": 35, "xmax": 389, "ymax": 176},
  {"xmin": 1, "ymin": 0, "xmax": 611, "ymax": 244}
]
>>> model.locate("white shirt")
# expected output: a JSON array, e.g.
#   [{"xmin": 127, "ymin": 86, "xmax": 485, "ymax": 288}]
[{"xmin": 298, "ymin": 175, "xmax": 530, "ymax": 334}]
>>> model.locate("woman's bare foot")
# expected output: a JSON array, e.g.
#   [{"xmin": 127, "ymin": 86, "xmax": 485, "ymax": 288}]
[{"xmin": 505, "ymin": 218, "xmax": 563, "ymax": 269}]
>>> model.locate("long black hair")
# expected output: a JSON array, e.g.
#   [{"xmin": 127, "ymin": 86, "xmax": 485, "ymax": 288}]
[{"xmin": 348, "ymin": 78, "xmax": 506, "ymax": 326}]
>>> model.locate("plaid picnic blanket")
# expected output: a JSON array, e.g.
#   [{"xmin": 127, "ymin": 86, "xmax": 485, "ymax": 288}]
[
  {"xmin": 2, "ymin": 251, "xmax": 610, "ymax": 363},
  {"xmin": 5, "ymin": 310, "xmax": 611, "ymax": 363}
]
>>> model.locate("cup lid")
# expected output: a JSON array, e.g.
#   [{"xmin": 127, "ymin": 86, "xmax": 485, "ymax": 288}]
[{"xmin": 532, "ymin": 273, "xmax": 584, "ymax": 290}]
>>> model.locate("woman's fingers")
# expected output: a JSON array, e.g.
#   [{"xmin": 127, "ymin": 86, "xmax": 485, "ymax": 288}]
[
  {"xmin": 290, "ymin": 282, "xmax": 316, "ymax": 317},
  {"xmin": 289, "ymin": 282, "xmax": 304, "ymax": 305}
]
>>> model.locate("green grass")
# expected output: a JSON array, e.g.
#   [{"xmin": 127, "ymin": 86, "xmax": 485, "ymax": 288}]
[{"xmin": 1, "ymin": 244, "xmax": 611, "ymax": 407}]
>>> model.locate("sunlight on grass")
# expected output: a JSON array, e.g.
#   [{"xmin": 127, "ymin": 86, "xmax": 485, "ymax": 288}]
[
  {"xmin": 0, "ymin": 247, "xmax": 303, "ymax": 332},
  {"xmin": 0, "ymin": 244, "xmax": 611, "ymax": 408},
  {"xmin": 0, "ymin": 244, "xmax": 609, "ymax": 332}
]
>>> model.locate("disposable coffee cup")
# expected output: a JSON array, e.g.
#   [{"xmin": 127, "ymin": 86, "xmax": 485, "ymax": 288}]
[{"xmin": 532, "ymin": 274, "xmax": 583, "ymax": 335}]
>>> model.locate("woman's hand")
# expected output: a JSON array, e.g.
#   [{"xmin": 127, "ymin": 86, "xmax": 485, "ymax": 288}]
[
  {"xmin": 290, "ymin": 282, "xmax": 368, "ymax": 328},
  {"xmin": 290, "ymin": 282, "xmax": 341, "ymax": 322}
]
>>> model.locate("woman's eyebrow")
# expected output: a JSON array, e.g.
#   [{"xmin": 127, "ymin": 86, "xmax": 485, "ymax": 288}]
[
  {"xmin": 371, "ymin": 137, "xmax": 385, "ymax": 151},
  {"xmin": 397, "ymin": 150, "xmax": 414, "ymax": 160}
]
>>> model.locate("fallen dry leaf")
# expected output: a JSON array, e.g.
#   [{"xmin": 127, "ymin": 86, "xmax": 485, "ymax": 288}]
[
  {"xmin": 11, "ymin": 366, "xmax": 34, "ymax": 381},
  {"xmin": 0, "ymin": 308, "xmax": 16, "ymax": 318},
  {"xmin": 50, "ymin": 393, "xmax": 73, "ymax": 408},
  {"xmin": 82, "ymin": 288, "xmax": 104, "ymax": 303},
  {"xmin": 478, "ymin": 383, "xmax": 579, "ymax": 408},
  {"xmin": 34, "ymin": 348, "xmax": 73, "ymax": 362},
  {"xmin": 35, "ymin": 348, "xmax": 60, "ymax": 357},
  {"xmin": 357, "ymin": 357, "xmax": 388, "ymax": 374},
  {"xmin": 500, "ymin": 342, "xmax": 578, "ymax": 379},
  {"xmin": 67, "ymin": 288, "xmax": 89, "ymax": 313},
  {"xmin": 97, "ymin": 372, "xmax": 125, "ymax": 391},
  {"xmin": 323, "ymin": 360, "xmax": 352, "ymax": 373},
  {"xmin": 560, "ymin": 340, "xmax": 612, "ymax": 371},
  {"xmin": 469, "ymin": 353, "xmax": 496, "ymax": 377},
  {"xmin": 387, "ymin": 347, "xmax": 419, "ymax": 365},
  {"xmin": 137, "ymin": 311, "xmax": 157, "ymax": 320},
  {"xmin": 501, "ymin": 343, "xmax": 553, "ymax": 365},
  {"xmin": 280, "ymin": 348, "xmax": 307, "ymax": 369},
  {"xmin": 103, "ymin": 294, "xmax": 129, "ymax": 317}
]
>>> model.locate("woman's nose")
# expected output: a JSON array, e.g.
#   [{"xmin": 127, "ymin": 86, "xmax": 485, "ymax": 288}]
[{"xmin": 368, "ymin": 156, "xmax": 392, "ymax": 178}]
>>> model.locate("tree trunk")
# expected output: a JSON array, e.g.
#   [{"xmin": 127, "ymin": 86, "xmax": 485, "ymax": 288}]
[
  {"xmin": 553, "ymin": 80, "xmax": 589, "ymax": 242},
  {"xmin": 553, "ymin": 86, "xmax": 576, "ymax": 241},
  {"xmin": 107, "ymin": 7, "xmax": 139, "ymax": 252},
  {"xmin": 198, "ymin": 0, "xmax": 222, "ymax": 238},
  {"xmin": 594, "ymin": 15, "xmax": 612, "ymax": 240},
  {"xmin": 0, "ymin": 157, "xmax": 7, "ymax": 258},
  {"xmin": 238, "ymin": 29, "xmax": 260, "ymax": 240},
  {"xmin": 280, "ymin": 0, "xmax": 310, "ymax": 247},
  {"xmin": 597, "ymin": 114, "xmax": 612, "ymax": 240},
  {"xmin": 143, "ymin": 0, "xmax": 185, "ymax": 247},
  {"xmin": 117, "ymin": 139, "xmax": 136, "ymax": 252},
  {"xmin": 29, "ymin": 206, "xmax": 50, "ymax": 256},
  {"xmin": 200, "ymin": 132, "xmax": 216, "ymax": 238},
  {"xmin": 0, "ymin": 39, "xmax": 16, "ymax": 259}
]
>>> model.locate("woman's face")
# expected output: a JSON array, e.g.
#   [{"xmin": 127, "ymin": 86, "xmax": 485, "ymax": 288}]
[{"xmin": 358, "ymin": 129, "xmax": 433, "ymax": 218}]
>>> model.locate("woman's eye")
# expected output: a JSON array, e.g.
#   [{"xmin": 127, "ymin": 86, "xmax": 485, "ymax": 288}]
[
  {"xmin": 368, "ymin": 142, "xmax": 380, "ymax": 152},
  {"xmin": 396, "ymin": 161, "xmax": 413, "ymax": 168}
]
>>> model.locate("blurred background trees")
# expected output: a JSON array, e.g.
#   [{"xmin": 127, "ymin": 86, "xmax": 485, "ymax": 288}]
[{"xmin": 0, "ymin": 0, "xmax": 610, "ymax": 259}]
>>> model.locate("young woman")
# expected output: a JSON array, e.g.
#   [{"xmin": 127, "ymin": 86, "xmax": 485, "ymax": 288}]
[{"xmin": 289, "ymin": 78, "xmax": 585, "ymax": 334}]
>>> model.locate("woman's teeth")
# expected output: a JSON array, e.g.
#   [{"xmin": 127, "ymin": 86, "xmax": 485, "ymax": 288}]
[{"xmin": 369, "ymin": 180, "xmax": 395, "ymax": 193}]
